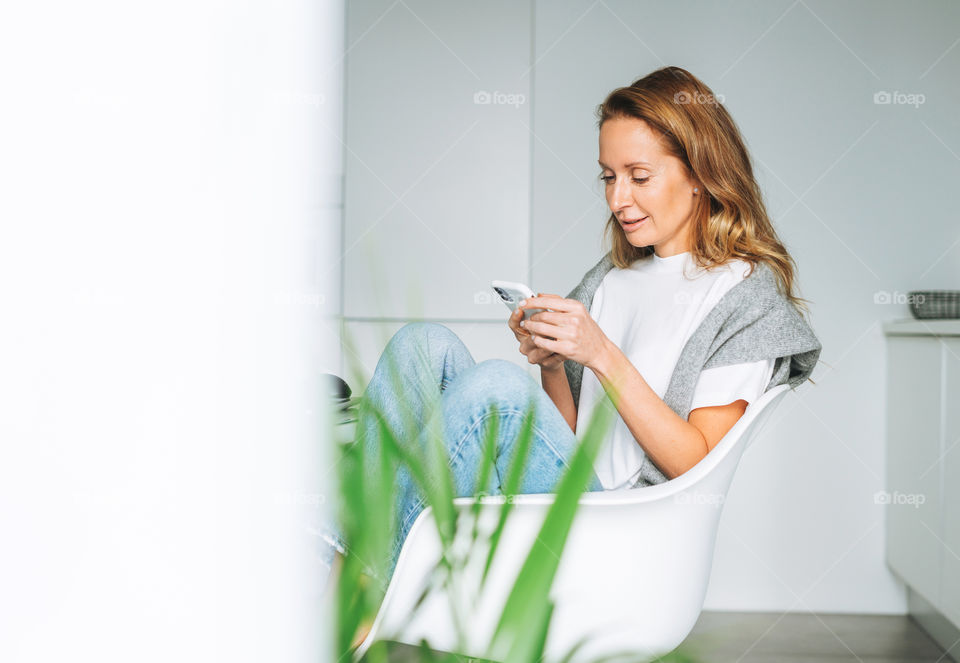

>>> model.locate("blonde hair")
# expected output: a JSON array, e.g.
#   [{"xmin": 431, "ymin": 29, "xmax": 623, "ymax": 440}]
[{"xmin": 597, "ymin": 66, "xmax": 811, "ymax": 317}]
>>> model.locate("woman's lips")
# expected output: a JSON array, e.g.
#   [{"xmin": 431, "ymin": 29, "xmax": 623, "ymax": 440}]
[{"xmin": 621, "ymin": 216, "xmax": 648, "ymax": 230}]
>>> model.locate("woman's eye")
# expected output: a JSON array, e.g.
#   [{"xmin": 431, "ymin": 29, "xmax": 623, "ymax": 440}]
[{"xmin": 598, "ymin": 174, "xmax": 649, "ymax": 185}]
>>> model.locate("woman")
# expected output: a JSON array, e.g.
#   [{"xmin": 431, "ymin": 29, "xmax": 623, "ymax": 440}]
[{"xmin": 321, "ymin": 65, "xmax": 822, "ymax": 604}]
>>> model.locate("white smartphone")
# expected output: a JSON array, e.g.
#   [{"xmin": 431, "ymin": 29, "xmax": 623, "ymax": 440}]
[{"xmin": 491, "ymin": 280, "xmax": 550, "ymax": 326}]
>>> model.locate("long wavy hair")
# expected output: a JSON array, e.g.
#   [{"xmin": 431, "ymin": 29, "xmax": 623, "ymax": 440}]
[{"xmin": 597, "ymin": 66, "xmax": 811, "ymax": 317}]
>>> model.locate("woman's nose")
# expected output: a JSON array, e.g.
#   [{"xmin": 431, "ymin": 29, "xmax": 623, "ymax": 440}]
[{"xmin": 609, "ymin": 178, "xmax": 631, "ymax": 210}]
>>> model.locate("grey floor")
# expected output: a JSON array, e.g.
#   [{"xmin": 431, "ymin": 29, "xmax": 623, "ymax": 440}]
[
  {"xmin": 362, "ymin": 611, "xmax": 957, "ymax": 662},
  {"xmin": 681, "ymin": 611, "xmax": 955, "ymax": 662}
]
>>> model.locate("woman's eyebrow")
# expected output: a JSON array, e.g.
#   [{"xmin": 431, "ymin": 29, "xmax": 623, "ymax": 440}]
[{"xmin": 597, "ymin": 160, "xmax": 652, "ymax": 168}]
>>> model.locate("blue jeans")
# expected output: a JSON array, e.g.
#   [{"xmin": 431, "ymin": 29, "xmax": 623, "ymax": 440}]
[{"xmin": 319, "ymin": 322, "xmax": 605, "ymax": 591}]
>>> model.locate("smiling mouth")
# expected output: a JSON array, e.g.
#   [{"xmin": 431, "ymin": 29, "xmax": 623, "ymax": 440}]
[{"xmin": 621, "ymin": 216, "xmax": 648, "ymax": 230}]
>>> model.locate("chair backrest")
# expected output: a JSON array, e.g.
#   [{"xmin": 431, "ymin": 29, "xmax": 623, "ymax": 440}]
[
  {"xmin": 738, "ymin": 382, "xmax": 792, "ymax": 453},
  {"xmin": 572, "ymin": 382, "xmax": 792, "ymax": 507},
  {"xmin": 658, "ymin": 381, "xmax": 793, "ymax": 504}
]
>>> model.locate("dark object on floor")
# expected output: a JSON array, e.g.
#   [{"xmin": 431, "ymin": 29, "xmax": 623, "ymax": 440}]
[
  {"xmin": 323, "ymin": 373, "xmax": 353, "ymax": 411},
  {"xmin": 909, "ymin": 290, "xmax": 960, "ymax": 319}
]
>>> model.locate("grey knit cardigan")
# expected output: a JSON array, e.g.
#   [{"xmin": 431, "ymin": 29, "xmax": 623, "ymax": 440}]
[{"xmin": 562, "ymin": 252, "xmax": 823, "ymax": 488}]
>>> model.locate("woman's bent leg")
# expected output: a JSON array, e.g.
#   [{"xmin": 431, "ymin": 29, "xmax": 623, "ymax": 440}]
[
  {"xmin": 358, "ymin": 322, "xmax": 476, "ymax": 452},
  {"xmin": 386, "ymin": 358, "xmax": 605, "ymax": 579},
  {"xmin": 319, "ymin": 322, "xmax": 475, "ymax": 591}
]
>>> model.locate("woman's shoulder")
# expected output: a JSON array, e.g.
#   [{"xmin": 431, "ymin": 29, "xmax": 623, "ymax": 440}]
[
  {"xmin": 579, "ymin": 251, "xmax": 774, "ymax": 289},
  {"xmin": 701, "ymin": 255, "xmax": 755, "ymax": 278},
  {"xmin": 699, "ymin": 257, "xmax": 782, "ymax": 295},
  {"xmin": 711, "ymin": 259, "xmax": 794, "ymax": 318}
]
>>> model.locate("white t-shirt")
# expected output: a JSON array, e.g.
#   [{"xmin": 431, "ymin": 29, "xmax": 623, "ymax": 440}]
[{"xmin": 574, "ymin": 250, "xmax": 775, "ymax": 490}]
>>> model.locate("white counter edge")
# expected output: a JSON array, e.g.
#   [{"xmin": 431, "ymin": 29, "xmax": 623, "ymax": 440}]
[{"xmin": 882, "ymin": 319, "xmax": 960, "ymax": 336}]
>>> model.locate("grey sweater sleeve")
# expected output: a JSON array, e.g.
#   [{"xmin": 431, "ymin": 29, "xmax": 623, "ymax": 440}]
[{"xmin": 562, "ymin": 253, "xmax": 615, "ymax": 410}]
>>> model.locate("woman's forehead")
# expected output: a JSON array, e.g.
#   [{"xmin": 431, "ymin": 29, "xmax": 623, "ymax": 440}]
[{"xmin": 599, "ymin": 118, "xmax": 670, "ymax": 163}]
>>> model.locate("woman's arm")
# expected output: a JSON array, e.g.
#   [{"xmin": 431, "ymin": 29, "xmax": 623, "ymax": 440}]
[
  {"xmin": 517, "ymin": 294, "xmax": 747, "ymax": 480},
  {"xmin": 540, "ymin": 364, "xmax": 576, "ymax": 433},
  {"xmin": 590, "ymin": 340, "xmax": 746, "ymax": 479},
  {"xmin": 507, "ymin": 303, "xmax": 578, "ymax": 432}
]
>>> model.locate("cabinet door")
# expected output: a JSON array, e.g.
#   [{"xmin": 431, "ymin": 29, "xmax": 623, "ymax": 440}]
[
  {"xmin": 941, "ymin": 338, "xmax": 960, "ymax": 628},
  {"xmin": 886, "ymin": 336, "xmax": 944, "ymax": 606}
]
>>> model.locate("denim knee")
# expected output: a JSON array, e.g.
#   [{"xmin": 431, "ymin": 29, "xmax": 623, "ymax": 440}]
[
  {"xmin": 389, "ymin": 321, "xmax": 457, "ymax": 354},
  {"xmin": 453, "ymin": 359, "xmax": 540, "ymax": 416}
]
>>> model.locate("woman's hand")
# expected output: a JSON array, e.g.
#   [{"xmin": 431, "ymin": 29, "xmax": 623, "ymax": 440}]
[
  {"xmin": 507, "ymin": 297, "xmax": 567, "ymax": 371},
  {"xmin": 516, "ymin": 294, "xmax": 612, "ymax": 371}
]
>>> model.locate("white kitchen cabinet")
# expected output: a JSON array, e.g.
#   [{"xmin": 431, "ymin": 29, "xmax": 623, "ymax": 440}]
[
  {"xmin": 884, "ymin": 320, "xmax": 960, "ymax": 635},
  {"xmin": 941, "ymin": 336, "xmax": 960, "ymax": 627}
]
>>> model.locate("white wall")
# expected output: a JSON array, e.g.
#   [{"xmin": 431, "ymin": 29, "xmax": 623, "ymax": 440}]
[
  {"xmin": 340, "ymin": 0, "xmax": 960, "ymax": 615},
  {"xmin": 339, "ymin": 0, "xmax": 536, "ymax": 385},
  {"xmin": 0, "ymin": 1, "xmax": 339, "ymax": 661}
]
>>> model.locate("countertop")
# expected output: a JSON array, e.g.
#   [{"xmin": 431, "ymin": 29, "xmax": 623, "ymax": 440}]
[{"xmin": 882, "ymin": 319, "xmax": 960, "ymax": 336}]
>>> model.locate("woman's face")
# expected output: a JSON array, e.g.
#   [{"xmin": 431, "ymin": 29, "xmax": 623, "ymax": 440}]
[{"xmin": 598, "ymin": 116, "xmax": 700, "ymax": 258}]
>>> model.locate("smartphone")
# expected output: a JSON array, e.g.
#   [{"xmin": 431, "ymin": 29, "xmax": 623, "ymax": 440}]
[{"xmin": 491, "ymin": 280, "xmax": 550, "ymax": 331}]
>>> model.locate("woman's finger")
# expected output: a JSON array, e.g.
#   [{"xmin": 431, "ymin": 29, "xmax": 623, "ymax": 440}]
[
  {"xmin": 527, "ymin": 309, "xmax": 566, "ymax": 326},
  {"xmin": 518, "ymin": 295, "xmax": 577, "ymax": 313},
  {"xmin": 522, "ymin": 345, "xmax": 543, "ymax": 362},
  {"xmin": 508, "ymin": 307, "xmax": 531, "ymax": 339},
  {"xmin": 522, "ymin": 318, "xmax": 572, "ymax": 341},
  {"xmin": 524, "ymin": 345, "xmax": 558, "ymax": 365},
  {"xmin": 531, "ymin": 334, "xmax": 561, "ymax": 353},
  {"xmin": 519, "ymin": 337, "xmax": 542, "ymax": 358}
]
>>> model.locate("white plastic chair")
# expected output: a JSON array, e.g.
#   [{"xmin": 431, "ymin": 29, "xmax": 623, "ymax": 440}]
[{"xmin": 354, "ymin": 383, "xmax": 792, "ymax": 663}]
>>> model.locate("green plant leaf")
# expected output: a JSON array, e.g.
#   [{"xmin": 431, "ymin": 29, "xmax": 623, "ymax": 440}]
[
  {"xmin": 485, "ymin": 395, "xmax": 616, "ymax": 663},
  {"xmin": 479, "ymin": 396, "xmax": 537, "ymax": 588},
  {"xmin": 467, "ymin": 403, "xmax": 500, "ymax": 552}
]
